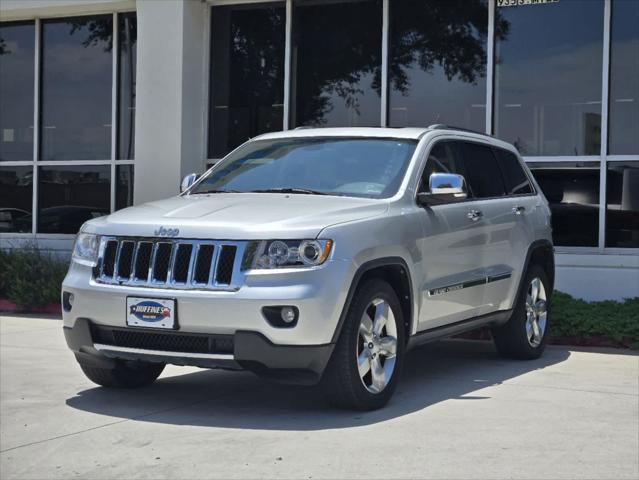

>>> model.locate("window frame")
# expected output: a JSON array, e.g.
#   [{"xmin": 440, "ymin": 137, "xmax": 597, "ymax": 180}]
[{"xmin": 0, "ymin": 10, "xmax": 136, "ymax": 239}]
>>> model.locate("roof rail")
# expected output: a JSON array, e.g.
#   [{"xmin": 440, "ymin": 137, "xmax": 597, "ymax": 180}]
[
  {"xmin": 294, "ymin": 126, "xmax": 315, "ymax": 130},
  {"xmin": 427, "ymin": 124, "xmax": 493, "ymax": 138}
]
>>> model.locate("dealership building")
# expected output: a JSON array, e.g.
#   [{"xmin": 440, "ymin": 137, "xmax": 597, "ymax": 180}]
[{"xmin": 0, "ymin": 0, "xmax": 637, "ymax": 301}]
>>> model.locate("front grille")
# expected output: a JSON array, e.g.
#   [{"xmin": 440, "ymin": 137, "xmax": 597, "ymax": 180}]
[
  {"xmin": 216, "ymin": 245, "xmax": 237, "ymax": 285},
  {"xmin": 94, "ymin": 237, "xmax": 244, "ymax": 290},
  {"xmin": 91, "ymin": 325, "xmax": 234, "ymax": 354}
]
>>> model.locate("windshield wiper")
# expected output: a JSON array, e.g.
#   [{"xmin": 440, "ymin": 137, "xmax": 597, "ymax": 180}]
[
  {"xmin": 250, "ymin": 187, "xmax": 329, "ymax": 196},
  {"xmin": 190, "ymin": 188, "xmax": 241, "ymax": 194}
]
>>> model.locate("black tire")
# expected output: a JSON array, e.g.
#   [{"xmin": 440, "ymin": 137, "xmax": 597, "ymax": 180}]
[
  {"xmin": 79, "ymin": 360, "xmax": 165, "ymax": 388},
  {"xmin": 321, "ymin": 278, "xmax": 406, "ymax": 410},
  {"xmin": 492, "ymin": 264, "xmax": 551, "ymax": 360}
]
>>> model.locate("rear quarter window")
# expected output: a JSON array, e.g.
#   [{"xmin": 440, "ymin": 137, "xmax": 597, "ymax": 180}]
[{"xmin": 493, "ymin": 148, "xmax": 534, "ymax": 195}]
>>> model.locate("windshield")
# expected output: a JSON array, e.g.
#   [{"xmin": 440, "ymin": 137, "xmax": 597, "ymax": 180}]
[{"xmin": 190, "ymin": 137, "xmax": 418, "ymax": 199}]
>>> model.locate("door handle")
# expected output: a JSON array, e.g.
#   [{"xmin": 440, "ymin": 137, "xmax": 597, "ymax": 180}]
[
  {"xmin": 467, "ymin": 209, "xmax": 483, "ymax": 221},
  {"xmin": 512, "ymin": 205, "xmax": 526, "ymax": 215}
]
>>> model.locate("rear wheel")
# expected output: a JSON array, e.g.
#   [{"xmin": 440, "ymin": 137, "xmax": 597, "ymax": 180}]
[
  {"xmin": 492, "ymin": 265, "xmax": 550, "ymax": 360},
  {"xmin": 321, "ymin": 279, "xmax": 405, "ymax": 410},
  {"xmin": 79, "ymin": 359, "xmax": 165, "ymax": 388}
]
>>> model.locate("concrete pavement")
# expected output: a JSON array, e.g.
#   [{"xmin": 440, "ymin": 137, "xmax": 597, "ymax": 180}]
[{"xmin": 1, "ymin": 314, "xmax": 637, "ymax": 480}]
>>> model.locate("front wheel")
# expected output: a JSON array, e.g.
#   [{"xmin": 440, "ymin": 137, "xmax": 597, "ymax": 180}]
[
  {"xmin": 492, "ymin": 265, "xmax": 551, "ymax": 360},
  {"xmin": 321, "ymin": 278, "xmax": 405, "ymax": 410}
]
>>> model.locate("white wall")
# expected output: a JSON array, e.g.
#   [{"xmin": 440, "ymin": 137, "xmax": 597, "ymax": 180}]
[
  {"xmin": 555, "ymin": 253, "xmax": 639, "ymax": 301},
  {"xmin": 133, "ymin": 0, "xmax": 208, "ymax": 204}
]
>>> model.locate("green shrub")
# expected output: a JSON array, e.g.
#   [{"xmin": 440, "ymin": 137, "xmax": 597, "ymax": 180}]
[
  {"xmin": 0, "ymin": 246, "xmax": 69, "ymax": 308},
  {"xmin": 551, "ymin": 291, "xmax": 639, "ymax": 349}
]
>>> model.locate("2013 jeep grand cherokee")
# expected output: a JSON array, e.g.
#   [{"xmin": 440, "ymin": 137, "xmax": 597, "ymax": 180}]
[{"xmin": 62, "ymin": 125, "xmax": 554, "ymax": 410}]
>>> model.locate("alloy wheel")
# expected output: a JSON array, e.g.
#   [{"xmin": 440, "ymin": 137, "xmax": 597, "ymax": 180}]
[
  {"xmin": 525, "ymin": 277, "xmax": 547, "ymax": 347},
  {"xmin": 357, "ymin": 298, "xmax": 398, "ymax": 394}
]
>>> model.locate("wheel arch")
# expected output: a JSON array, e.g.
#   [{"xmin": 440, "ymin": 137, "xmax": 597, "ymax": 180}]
[
  {"xmin": 331, "ymin": 257, "xmax": 415, "ymax": 344},
  {"xmin": 518, "ymin": 240, "xmax": 555, "ymax": 301}
]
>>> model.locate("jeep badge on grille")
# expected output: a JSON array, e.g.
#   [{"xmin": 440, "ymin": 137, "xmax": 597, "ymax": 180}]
[{"xmin": 154, "ymin": 226, "xmax": 179, "ymax": 237}]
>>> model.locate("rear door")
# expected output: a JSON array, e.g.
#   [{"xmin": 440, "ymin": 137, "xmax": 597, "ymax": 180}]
[
  {"xmin": 488, "ymin": 147, "xmax": 538, "ymax": 310},
  {"xmin": 457, "ymin": 141, "xmax": 512, "ymax": 316}
]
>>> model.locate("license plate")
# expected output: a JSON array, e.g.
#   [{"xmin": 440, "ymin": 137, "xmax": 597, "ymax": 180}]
[{"xmin": 126, "ymin": 297, "xmax": 176, "ymax": 329}]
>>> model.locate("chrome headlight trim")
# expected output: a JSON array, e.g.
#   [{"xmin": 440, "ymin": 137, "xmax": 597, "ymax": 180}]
[
  {"xmin": 244, "ymin": 239, "xmax": 333, "ymax": 270},
  {"xmin": 72, "ymin": 233, "xmax": 100, "ymax": 267}
]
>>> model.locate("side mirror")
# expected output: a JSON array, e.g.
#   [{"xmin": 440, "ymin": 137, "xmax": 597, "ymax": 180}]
[
  {"xmin": 417, "ymin": 173, "xmax": 468, "ymax": 206},
  {"xmin": 180, "ymin": 173, "xmax": 199, "ymax": 193}
]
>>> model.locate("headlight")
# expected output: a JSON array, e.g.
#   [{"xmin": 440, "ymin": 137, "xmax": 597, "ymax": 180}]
[
  {"xmin": 72, "ymin": 233, "xmax": 100, "ymax": 267},
  {"xmin": 244, "ymin": 239, "xmax": 333, "ymax": 269}
]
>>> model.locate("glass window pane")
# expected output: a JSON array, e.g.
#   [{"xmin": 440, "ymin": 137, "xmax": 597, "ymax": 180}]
[
  {"xmin": 208, "ymin": 2, "xmax": 285, "ymax": 158},
  {"xmin": 495, "ymin": 1, "xmax": 604, "ymax": 156},
  {"xmin": 115, "ymin": 164, "xmax": 134, "ymax": 210},
  {"xmin": 606, "ymin": 162, "xmax": 639, "ymax": 248},
  {"xmin": 528, "ymin": 162, "xmax": 600, "ymax": 247},
  {"xmin": 291, "ymin": 0, "xmax": 382, "ymax": 128},
  {"xmin": 493, "ymin": 148, "xmax": 533, "ymax": 195},
  {"xmin": 389, "ymin": 0, "xmax": 488, "ymax": 131},
  {"xmin": 38, "ymin": 165, "xmax": 110, "ymax": 234},
  {"xmin": 0, "ymin": 22, "xmax": 35, "ymax": 162},
  {"xmin": 118, "ymin": 13, "xmax": 136, "ymax": 160},
  {"xmin": 0, "ymin": 166, "xmax": 32, "ymax": 232},
  {"xmin": 608, "ymin": 0, "xmax": 639, "ymax": 155},
  {"xmin": 41, "ymin": 16, "xmax": 113, "ymax": 161},
  {"xmin": 461, "ymin": 142, "xmax": 506, "ymax": 198}
]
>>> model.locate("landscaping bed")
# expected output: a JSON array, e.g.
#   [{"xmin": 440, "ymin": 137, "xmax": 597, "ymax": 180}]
[
  {"xmin": 459, "ymin": 291, "xmax": 638, "ymax": 350},
  {"xmin": 549, "ymin": 291, "xmax": 639, "ymax": 350}
]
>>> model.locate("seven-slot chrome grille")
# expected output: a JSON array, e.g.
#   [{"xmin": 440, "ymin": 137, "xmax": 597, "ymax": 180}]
[{"xmin": 94, "ymin": 237, "xmax": 246, "ymax": 290}]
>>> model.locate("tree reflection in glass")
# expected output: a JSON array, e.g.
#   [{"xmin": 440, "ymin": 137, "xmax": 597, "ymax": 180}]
[
  {"xmin": 291, "ymin": 0, "xmax": 383, "ymax": 128},
  {"xmin": 389, "ymin": 0, "xmax": 504, "ymax": 131},
  {"xmin": 40, "ymin": 15, "xmax": 113, "ymax": 161},
  {"xmin": 209, "ymin": 3, "xmax": 286, "ymax": 158}
]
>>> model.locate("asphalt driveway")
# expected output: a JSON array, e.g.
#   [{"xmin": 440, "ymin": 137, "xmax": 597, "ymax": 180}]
[{"xmin": 1, "ymin": 314, "xmax": 637, "ymax": 480}]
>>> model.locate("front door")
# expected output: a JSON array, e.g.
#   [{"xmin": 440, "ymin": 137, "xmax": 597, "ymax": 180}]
[{"xmin": 416, "ymin": 140, "xmax": 489, "ymax": 330}]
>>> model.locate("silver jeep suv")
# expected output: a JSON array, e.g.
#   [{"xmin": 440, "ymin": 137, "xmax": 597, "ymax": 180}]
[{"xmin": 62, "ymin": 125, "xmax": 554, "ymax": 410}]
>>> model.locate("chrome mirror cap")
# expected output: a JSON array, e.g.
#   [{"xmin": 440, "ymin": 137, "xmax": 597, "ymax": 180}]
[
  {"xmin": 180, "ymin": 173, "xmax": 199, "ymax": 193},
  {"xmin": 429, "ymin": 173, "xmax": 468, "ymax": 198},
  {"xmin": 417, "ymin": 173, "xmax": 468, "ymax": 207}
]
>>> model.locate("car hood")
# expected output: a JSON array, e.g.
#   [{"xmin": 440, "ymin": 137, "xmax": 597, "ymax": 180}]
[{"xmin": 84, "ymin": 193, "xmax": 389, "ymax": 239}]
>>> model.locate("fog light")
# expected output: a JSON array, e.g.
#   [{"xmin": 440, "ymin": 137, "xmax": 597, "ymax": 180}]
[
  {"xmin": 281, "ymin": 306, "xmax": 296, "ymax": 324},
  {"xmin": 262, "ymin": 306, "xmax": 299, "ymax": 328},
  {"xmin": 62, "ymin": 291, "xmax": 74, "ymax": 312}
]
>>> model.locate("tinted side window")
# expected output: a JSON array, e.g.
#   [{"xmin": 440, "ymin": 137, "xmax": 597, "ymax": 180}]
[
  {"xmin": 419, "ymin": 141, "xmax": 466, "ymax": 193},
  {"xmin": 461, "ymin": 142, "xmax": 506, "ymax": 198},
  {"xmin": 493, "ymin": 148, "xmax": 533, "ymax": 195}
]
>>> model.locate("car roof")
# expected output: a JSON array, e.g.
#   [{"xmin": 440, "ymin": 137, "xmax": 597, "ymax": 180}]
[{"xmin": 252, "ymin": 126, "xmax": 517, "ymax": 152}]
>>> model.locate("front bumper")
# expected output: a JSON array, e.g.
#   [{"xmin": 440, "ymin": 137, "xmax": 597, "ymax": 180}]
[
  {"xmin": 64, "ymin": 318, "xmax": 334, "ymax": 384},
  {"xmin": 62, "ymin": 258, "xmax": 353, "ymax": 384}
]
